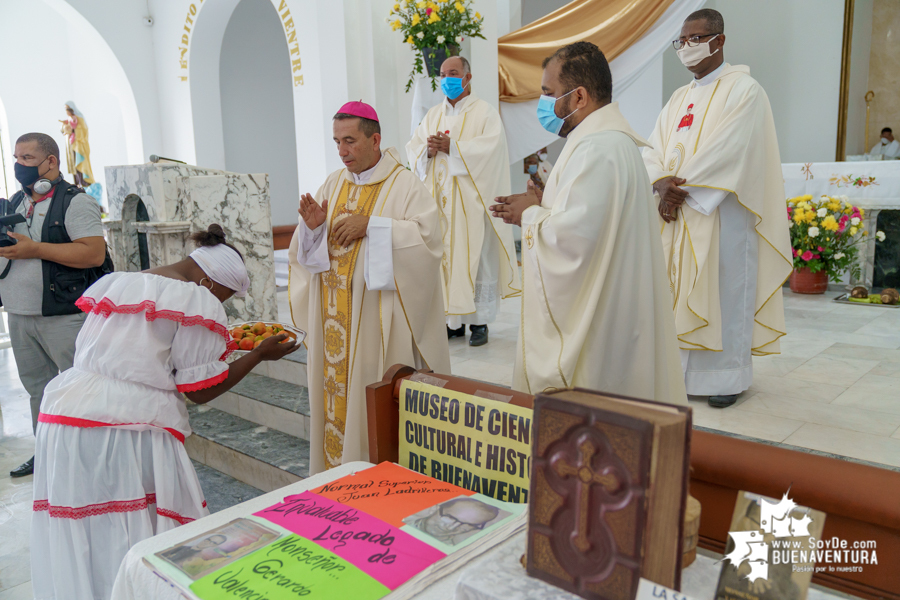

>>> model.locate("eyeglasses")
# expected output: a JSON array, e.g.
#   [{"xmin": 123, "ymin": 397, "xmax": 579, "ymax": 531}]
[
  {"xmin": 672, "ymin": 33, "xmax": 719, "ymax": 51},
  {"xmin": 437, "ymin": 504, "xmax": 488, "ymax": 532}
]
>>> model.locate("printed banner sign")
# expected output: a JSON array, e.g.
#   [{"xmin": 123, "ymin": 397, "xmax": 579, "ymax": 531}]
[
  {"xmin": 255, "ymin": 492, "xmax": 445, "ymax": 590},
  {"xmin": 399, "ymin": 379, "xmax": 532, "ymax": 503}
]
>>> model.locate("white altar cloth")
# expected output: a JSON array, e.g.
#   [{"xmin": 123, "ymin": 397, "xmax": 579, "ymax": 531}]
[
  {"xmin": 782, "ymin": 161, "xmax": 900, "ymax": 209},
  {"xmin": 113, "ymin": 457, "xmax": 850, "ymax": 600},
  {"xmin": 783, "ymin": 161, "xmax": 900, "ymax": 286},
  {"xmin": 112, "ymin": 461, "xmax": 489, "ymax": 600},
  {"xmin": 454, "ymin": 532, "xmax": 848, "ymax": 600}
]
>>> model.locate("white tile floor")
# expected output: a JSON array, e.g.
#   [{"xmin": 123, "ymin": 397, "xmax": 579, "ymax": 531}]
[{"xmin": 2, "ymin": 290, "xmax": 899, "ymax": 597}]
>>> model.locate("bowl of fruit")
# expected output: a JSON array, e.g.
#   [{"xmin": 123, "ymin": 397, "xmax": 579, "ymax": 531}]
[{"xmin": 229, "ymin": 321, "xmax": 306, "ymax": 352}]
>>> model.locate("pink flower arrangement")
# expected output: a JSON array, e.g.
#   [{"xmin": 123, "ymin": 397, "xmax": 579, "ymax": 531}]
[{"xmin": 787, "ymin": 194, "xmax": 883, "ymax": 282}]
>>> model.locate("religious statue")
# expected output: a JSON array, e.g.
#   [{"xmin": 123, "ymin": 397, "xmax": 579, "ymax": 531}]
[
  {"xmin": 59, "ymin": 101, "xmax": 95, "ymax": 187},
  {"xmin": 523, "ymin": 147, "xmax": 552, "ymax": 192}
]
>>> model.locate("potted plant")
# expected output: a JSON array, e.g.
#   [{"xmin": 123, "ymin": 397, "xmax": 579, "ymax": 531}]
[
  {"xmin": 786, "ymin": 194, "xmax": 885, "ymax": 294},
  {"xmin": 388, "ymin": 0, "xmax": 485, "ymax": 92}
]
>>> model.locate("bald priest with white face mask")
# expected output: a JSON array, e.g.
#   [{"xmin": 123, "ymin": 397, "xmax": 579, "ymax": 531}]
[{"xmin": 643, "ymin": 9, "xmax": 791, "ymax": 408}]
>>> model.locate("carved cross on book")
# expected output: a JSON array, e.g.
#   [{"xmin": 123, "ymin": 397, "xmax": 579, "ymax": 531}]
[
  {"xmin": 527, "ymin": 389, "xmax": 691, "ymax": 600},
  {"xmin": 553, "ymin": 440, "xmax": 620, "ymax": 552}
]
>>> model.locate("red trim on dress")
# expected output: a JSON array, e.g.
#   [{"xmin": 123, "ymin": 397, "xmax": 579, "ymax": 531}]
[
  {"xmin": 33, "ymin": 493, "xmax": 198, "ymax": 525},
  {"xmin": 157, "ymin": 507, "xmax": 196, "ymax": 525},
  {"xmin": 74, "ymin": 295, "xmax": 238, "ymax": 360},
  {"xmin": 176, "ymin": 369, "xmax": 229, "ymax": 393},
  {"xmin": 38, "ymin": 413, "xmax": 186, "ymax": 444}
]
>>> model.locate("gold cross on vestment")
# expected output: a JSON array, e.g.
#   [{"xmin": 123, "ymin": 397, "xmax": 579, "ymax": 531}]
[
  {"xmin": 553, "ymin": 440, "xmax": 620, "ymax": 552},
  {"xmin": 524, "ymin": 226, "xmax": 534, "ymax": 249}
]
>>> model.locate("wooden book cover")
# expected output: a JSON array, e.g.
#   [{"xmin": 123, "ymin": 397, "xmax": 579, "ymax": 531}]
[{"xmin": 526, "ymin": 388, "xmax": 691, "ymax": 600}]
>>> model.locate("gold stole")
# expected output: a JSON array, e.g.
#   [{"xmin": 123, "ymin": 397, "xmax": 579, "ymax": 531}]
[{"xmin": 320, "ymin": 178, "xmax": 385, "ymax": 469}]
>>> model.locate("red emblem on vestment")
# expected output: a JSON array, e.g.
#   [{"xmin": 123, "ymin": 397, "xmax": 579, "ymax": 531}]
[{"xmin": 677, "ymin": 103, "xmax": 695, "ymax": 132}]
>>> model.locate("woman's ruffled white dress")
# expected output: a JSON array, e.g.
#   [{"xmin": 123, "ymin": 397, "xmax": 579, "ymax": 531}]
[{"xmin": 30, "ymin": 272, "xmax": 237, "ymax": 600}]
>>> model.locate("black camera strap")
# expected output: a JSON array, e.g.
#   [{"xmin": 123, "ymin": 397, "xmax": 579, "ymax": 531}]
[{"xmin": 0, "ymin": 193, "xmax": 25, "ymax": 280}]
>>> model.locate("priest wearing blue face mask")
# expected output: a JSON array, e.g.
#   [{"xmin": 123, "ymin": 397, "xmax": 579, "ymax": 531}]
[
  {"xmin": 490, "ymin": 42, "xmax": 687, "ymax": 406},
  {"xmin": 406, "ymin": 56, "xmax": 521, "ymax": 347}
]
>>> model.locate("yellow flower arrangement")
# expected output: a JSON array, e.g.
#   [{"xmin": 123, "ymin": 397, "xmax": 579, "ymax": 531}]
[{"xmin": 786, "ymin": 193, "xmax": 884, "ymax": 282}]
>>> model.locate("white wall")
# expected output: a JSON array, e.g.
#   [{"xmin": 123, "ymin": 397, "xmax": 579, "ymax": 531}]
[
  {"xmin": 0, "ymin": 95, "xmax": 14, "ymax": 199},
  {"xmin": 219, "ymin": 0, "xmax": 299, "ymax": 227},
  {"xmin": 615, "ymin": 53, "xmax": 664, "ymax": 140},
  {"xmin": 662, "ymin": 0, "xmax": 846, "ymax": 164},
  {"xmin": 0, "ymin": 0, "xmax": 140, "ymax": 209}
]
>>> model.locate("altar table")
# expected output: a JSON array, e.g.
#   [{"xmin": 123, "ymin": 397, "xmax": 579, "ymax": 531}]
[
  {"xmin": 112, "ymin": 461, "xmax": 848, "ymax": 600},
  {"xmin": 111, "ymin": 462, "xmax": 468, "ymax": 600},
  {"xmin": 783, "ymin": 160, "xmax": 900, "ymax": 286}
]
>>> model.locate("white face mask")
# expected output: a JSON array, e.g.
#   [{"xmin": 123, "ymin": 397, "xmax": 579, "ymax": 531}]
[
  {"xmin": 882, "ymin": 137, "xmax": 890, "ymax": 145},
  {"xmin": 676, "ymin": 34, "xmax": 720, "ymax": 68}
]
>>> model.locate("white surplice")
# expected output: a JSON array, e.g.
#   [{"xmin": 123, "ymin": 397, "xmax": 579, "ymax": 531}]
[
  {"xmin": 870, "ymin": 139, "xmax": 900, "ymax": 159},
  {"xmin": 514, "ymin": 103, "xmax": 687, "ymax": 406}
]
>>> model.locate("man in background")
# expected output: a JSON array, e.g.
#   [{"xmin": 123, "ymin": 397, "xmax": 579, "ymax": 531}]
[
  {"xmin": 407, "ymin": 56, "xmax": 520, "ymax": 347},
  {"xmin": 643, "ymin": 9, "xmax": 791, "ymax": 408},
  {"xmin": 870, "ymin": 127, "xmax": 900, "ymax": 159},
  {"xmin": 0, "ymin": 132, "xmax": 106, "ymax": 477},
  {"xmin": 491, "ymin": 42, "xmax": 686, "ymax": 406}
]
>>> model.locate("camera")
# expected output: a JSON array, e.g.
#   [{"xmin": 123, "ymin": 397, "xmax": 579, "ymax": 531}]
[{"xmin": 0, "ymin": 198, "xmax": 25, "ymax": 248}]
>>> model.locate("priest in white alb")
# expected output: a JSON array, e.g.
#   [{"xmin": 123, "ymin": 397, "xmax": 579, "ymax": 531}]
[
  {"xmin": 491, "ymin": 42, "xmax": 686, "ymax": 406},
  {"xmin": 643, "ymin": 9, "xmax": 792, "ymax": 408},
  {"xmin": 870, "ymin": 127, "xmax": 900, "ymax": 159},
  {"xmin": 406, "ymin": 56, "xmax": 520, "ymax": 347},
  {"xmin": 289, "ymin": 102, "xmax": 450, "ymax": 473}
]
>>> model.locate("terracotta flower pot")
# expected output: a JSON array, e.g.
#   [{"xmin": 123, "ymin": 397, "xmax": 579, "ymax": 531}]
[{"xmin": 789, "ymin": 267, "xmax": 828, "ymax": 294}]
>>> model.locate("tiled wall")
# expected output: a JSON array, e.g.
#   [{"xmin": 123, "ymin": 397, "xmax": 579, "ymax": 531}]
[{"xmin": 868, "ymin": 0, "xmax": 900, "ymax": 145}]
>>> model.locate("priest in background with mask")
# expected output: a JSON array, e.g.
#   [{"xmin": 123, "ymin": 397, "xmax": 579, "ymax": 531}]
[
  {"xmin": 290, "ymin": 102, "xmax": 450, "ymax": 473},
  {"xmin": 643, "ymin": 9, "xmax": 791, "ymax": 408},
  {"xmin": 490, "ymin": 42, "xmax": 686, "ymax": 406},
  {"xmin": 870, "ymin": 127, "xmax": 900, "ymax": 159},
  {"xmin": 406, "ymin": 56, "xmax": 520, "ymax": 347}
]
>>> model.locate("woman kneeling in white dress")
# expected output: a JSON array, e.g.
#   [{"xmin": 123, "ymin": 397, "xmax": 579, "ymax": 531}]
[{"xmin": 30, "ymin": 224, "xmax": 299, "ymax": 600}]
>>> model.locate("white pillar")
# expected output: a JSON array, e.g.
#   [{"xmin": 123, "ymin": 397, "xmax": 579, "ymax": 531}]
[{"xmin": 471, "ymin": 0, "xmax": 499, "ymax": 110}]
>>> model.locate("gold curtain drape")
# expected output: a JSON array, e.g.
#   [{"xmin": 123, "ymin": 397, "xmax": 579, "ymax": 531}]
[{"xmin": 498, "ymin": 0, "xmax": 677, "ymax": 103}]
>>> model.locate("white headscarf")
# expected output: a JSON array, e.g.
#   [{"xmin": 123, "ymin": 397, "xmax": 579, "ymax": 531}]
[{"xmin": 189, "ymin": 245, "xmax": 250, "ymax": 297}]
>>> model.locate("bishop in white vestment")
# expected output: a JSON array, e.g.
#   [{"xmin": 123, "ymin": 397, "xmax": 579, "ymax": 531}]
[
  {"xmin": 492, "ymin": 42, "xmax": 686, "ymax": 406},
  {"xmin": 643, "ymin": 10, "xmax": 792, "ymax": 407},
  {"xmin": 406, "ymin": 56, "xmax": 520, "ymax": 346},
  {"xmin": 290, "ymin": 102, "xmax": 450, "ymax": 473}
]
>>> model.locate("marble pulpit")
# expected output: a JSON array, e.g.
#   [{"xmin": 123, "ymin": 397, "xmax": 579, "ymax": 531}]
[{"xmin": 103, "ymin": 162, "xmax": 278, "ymax": 322}]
